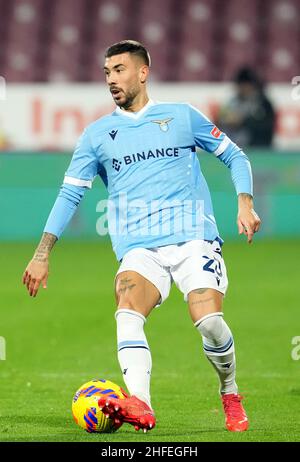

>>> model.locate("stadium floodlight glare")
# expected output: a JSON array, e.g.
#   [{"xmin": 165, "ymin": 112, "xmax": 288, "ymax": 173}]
[{"xmin": 0, "ymin": 76, "xmax": 6, "ymax": 101}]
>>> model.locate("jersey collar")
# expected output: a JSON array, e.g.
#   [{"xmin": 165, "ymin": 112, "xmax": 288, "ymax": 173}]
[{"xmin": 115, "ymin": 99, "xmax": 155, "ymax": 119}]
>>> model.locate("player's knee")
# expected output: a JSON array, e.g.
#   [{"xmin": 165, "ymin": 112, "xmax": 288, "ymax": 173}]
[
  {"xmin": 196, "ymin": 313, "xmax": 224, "ymax": 340},
  {"xmin": 116, "ymin": 295, "xmax": 138, "ymax": 311}
]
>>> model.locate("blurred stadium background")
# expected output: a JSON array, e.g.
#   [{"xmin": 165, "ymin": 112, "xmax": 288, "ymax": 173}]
[
  {"xmin": 0, "ymin": 0, "xmax": 300, "ymax": 442},
  {"xmin": 1, "ymin": 0, "xmax": 300, "ymax": 241}
]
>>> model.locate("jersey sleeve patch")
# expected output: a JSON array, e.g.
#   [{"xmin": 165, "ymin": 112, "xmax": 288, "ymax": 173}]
[{"xmin": 210, "ymin": 126, "xmax": 222, "ymax": 139}]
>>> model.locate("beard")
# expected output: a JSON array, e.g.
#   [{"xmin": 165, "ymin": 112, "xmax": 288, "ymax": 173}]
[{"xmin": 111, "ymin": 86, "xmax": 139, "ymax": 110}]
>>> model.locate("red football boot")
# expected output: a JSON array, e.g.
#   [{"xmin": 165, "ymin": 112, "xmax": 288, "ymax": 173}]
[
  {"xmin": 221, "ymin": 393, "xmax": 249, "ymax": 432},
  {"xmin": 98, "ymin": 395, "xmax": 156, "ymax": 433}
]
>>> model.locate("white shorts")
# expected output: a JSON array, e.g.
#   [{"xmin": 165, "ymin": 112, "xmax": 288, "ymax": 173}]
[{"xmin": 116, "ymin": 239, "xmax": 228, "ymax": 305}]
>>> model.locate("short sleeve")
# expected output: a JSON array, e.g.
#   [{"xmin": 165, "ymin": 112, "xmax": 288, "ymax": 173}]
[
  {"xmin": 188, "ymin": 104, "xmax": 231, "ymax": 156},
  {"xmin": 64, "ymin": 128, "xmax": 99, "ymax": 189}
]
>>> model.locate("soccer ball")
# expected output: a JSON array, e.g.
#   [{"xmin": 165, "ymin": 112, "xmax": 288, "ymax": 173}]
[{"xmin": 72, "ymin": 378, "xmax": 127, "ymax": 433}]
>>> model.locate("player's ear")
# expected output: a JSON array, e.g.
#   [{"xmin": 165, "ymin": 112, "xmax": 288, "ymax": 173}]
[{"xmin": 140, "ymin": 65, "xmax": 149, "ymax": 84}]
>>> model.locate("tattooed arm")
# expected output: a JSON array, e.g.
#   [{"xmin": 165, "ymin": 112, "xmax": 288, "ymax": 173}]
[
  {"xmin": 22, "ymin": 123, "xmax": 98, "ymax": 297},
  {"xmin": 22, "ymin": 232, "xmax": 57, "ymax": 297}
]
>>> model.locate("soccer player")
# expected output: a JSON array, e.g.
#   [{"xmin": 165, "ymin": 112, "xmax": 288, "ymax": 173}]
[{"xmin": 23, "ymin": 40, "xmax": 261, "ymax": 433}]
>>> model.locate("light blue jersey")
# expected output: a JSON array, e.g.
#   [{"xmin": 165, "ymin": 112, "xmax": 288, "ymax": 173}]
[{"xmin": 44, "ymin": 100, "xmax": 252, "ymax": 260}]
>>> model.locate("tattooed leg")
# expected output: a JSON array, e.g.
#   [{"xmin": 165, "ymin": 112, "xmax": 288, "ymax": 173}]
[
  {"xmin": 115, "ymin": 271, "xmax": 160, "ymax": 318},
  {"xmin": 188, "ymin": 288, "xmax": 223, "ymax": 323},
  {"xmin": 190, "ymin": 288, "xmax": 238, "ymax": 396},
  {"xmin": 114, "ymin": 270, "xmax": 158, "ymax": 408}
]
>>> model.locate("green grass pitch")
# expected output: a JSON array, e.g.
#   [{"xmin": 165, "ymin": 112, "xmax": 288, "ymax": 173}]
[{"xmin": 0, "ymin": 239, "xmax": 299, "ymax": 442}]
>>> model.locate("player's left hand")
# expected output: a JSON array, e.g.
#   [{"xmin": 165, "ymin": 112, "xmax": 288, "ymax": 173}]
[{"xmin": 237, "ymin": 208, "xmax": 261, "ymax": 244}]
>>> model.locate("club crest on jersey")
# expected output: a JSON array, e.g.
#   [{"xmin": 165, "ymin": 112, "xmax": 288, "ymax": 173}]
[{"xmin": 151, "ymin": 118, "xmax": 173, "ymax": 132}]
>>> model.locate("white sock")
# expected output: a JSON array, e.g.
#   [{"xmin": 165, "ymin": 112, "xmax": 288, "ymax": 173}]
[
  {"xmin": 195, "ymin": 312, "xmax": 238, "ymax": 395},
  {"xmin": 115, "ymin": 309, "xmax": 152, "ymax": 408}
]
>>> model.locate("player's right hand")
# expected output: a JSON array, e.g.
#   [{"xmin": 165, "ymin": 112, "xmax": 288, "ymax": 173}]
[{"xmin": 22, "ymin": 259, "xmax": 49, "ymax": 297}]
